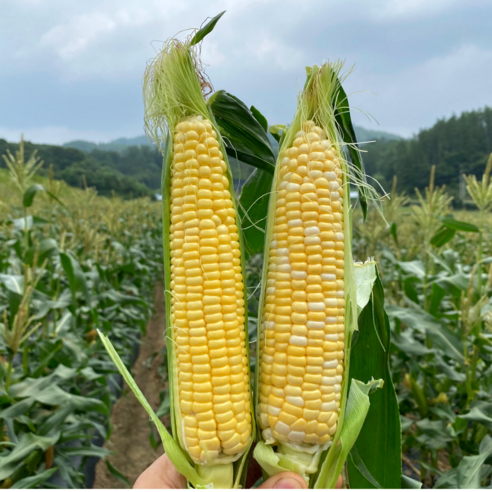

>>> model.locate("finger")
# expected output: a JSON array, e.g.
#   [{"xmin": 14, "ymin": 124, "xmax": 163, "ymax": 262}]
[
  {"xmin": 336, "ymin": 474, "xmax": 343, "ymax": 488},
  {"xmin": 134, "ymin": 453, "xmax": 187, "ymax": 489},
  {"xmin": 258, "ymin": 472, "xmax": 308, "ymax": 489}
]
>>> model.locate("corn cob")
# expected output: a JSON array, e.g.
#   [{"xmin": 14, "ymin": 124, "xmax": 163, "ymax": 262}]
[
  {"xmin": 258, "ymin": 119, "xmax": 344, "ymax": 447},
  {"xmin": 254, "ymin": 62, "xmax": 362, "ymax": 485},
  {"xmin": 141, "ymin": 23, "xmax": 253, "ymax": 488},
  {"xmin": 169, "ymin": 116, "xmax": 252, "ymax": 464}
]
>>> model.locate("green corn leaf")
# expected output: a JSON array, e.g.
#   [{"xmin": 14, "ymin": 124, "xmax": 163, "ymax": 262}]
[
  {"xmin": 431, "ymin": 226, "xmax": 455, "ymax": 247},
  {"xmin": 332, "ymin": 82, "xmax": 368, "ymax": 219},
  {"xmin": 23, "ymin": 183, "xmax": 66, "ymax": 209},
  {"xmin": 209, "ymin": 91, "xmax": 276, "ymax": 174},
  {"xmin": 13, "ymin": 467, "xmax": 58, "ymax": 489},
  {"xmin": 105, "ymin": 460, "xmax": 131, "ymax": 487},
  {"xmin": 347, "ymin": 264, "xmax": 402, "ymax": 489},
  {"xmin": 97, "ymin": 330, "xmax": 204, "ymax": 488},
  {"xmin": 189, "ymin": 11, "xmax": 225, "ymax": 46},
  {"xmin": 440, "ymin": 215, "xmax": 479, "ymax": 232},
  {"xmin": 238, "ymin": 168, "xmax": 273, "ymax": 260}
]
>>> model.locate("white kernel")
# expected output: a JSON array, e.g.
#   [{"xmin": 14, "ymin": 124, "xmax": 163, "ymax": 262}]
[
  {"xmin": 306, "ymin": 321, "xmax": 325, "ymax": 330},
  {"xmin": 277, "ymin": 256, "xmax": 289, "ymax": 265},
  {"xmin": 268, "ymin": 405, "xmax": 282, "ymax": 416},
  {"xmin": 266, "ymin": 287, "xmax": 275, "ymax": 295},
  {"xmin": 336, "ymin": 291, "xmax": 344, "ymax": 298},
  {"xmin": 335, "ymin": 375, "xmax": 343, "ymax": 383},
  {"xmin": 286, "ymin": 396, "xmax": 305, "ymax": 407},
  {"xmin": 270, "ymin": 240, "xmax": 277, "ymax": 248},
  {"xmin": 288, "ymin": 431, "xmax": 306, "ymax": 442},
  {"xmin": 277, "ymin": 264, "xmax": 292, "ymax": 273},
  {"xmin": 324, "ymin": 172, "xmax": 337, "ymax": 181},
  {"xmin": 308, "ymin": 302, "xmax": 325, "ymax": 312},
  {"xmin": 279, "ymin": 181, "xmax": 288, "ymax": 190},
  {"xmin": 321, "ymin": 274, "xmax": 336, "ymax": 281},
  {"xmin": 305, "ymin": 235, "xmax": 321, "ymax": 245},
  {"xmin": 328, "ymin": 181, "xmax": 340, "ymax": 191},
  {"xmin": 291, "ymin": 271, "xmax": 307, "ymax": 280},
  {"xmin": 324, "ymin": 334, "xmax": 339, "ymax": 342},
  {"xmin": 263, "ymin": 355, "xmax": 274, "ymax": 363},
  {"xmin": 260, "ymin": 414, "xmax": 269, "ymax": 427},
  {"xmin": 335, "ymin": 232, "xmax": 344, "ymax": 241},
  {"xmin": 304, "ymin": 226, "xmax": 320, "ymax": 237},
  {"xmin": 290, "ymin": 335, "xmax": 308, "ymax": 346},
  {"xmin": 330, "ymin": 192, "xmax": 340, "ymax": 201},
  {"xmin": 322, "ymin": 377, "xmax": 337, "ymax": 385},
  {"xmin": 286, "ymin": 183, "xmax": 300, "ymax": 192},
  {"xmin": 275, "ymin": 421, "xmax": 291, "ymax": 435},
  {"xmin": 277, "ymin": 248, "xmax": 289, "ymax": 256},
  {"xmin": 288, "ymin": 219, "xmax": 303, "ymax": 228},
  {"xmin": 322, "ymin": 401, "xmax": 338, "ymax": 411},
  {"xmin": 326, "ymin": 317, "xmax": 337, "ymax": 324},
  {"xmin": 265, "ymin": 321, "xmax": 275, "ymax": 330},
  {"xmin": 324, "ymin": 299, "xmax": 338, "ymax": 307},
  {"xmin": 323, "ymin": 359, "xmax": 338, "ymax": 369},
  {"xmin": 262, "ymin": 428, "xmax": 273, "ymax": 441},
  {"xmin": 281, "ymin": 157, "xmax": 290, "ymax": 166},
  {"xmin": 334, "ymin": 384, "xmax": 341, "ymax": 392}
]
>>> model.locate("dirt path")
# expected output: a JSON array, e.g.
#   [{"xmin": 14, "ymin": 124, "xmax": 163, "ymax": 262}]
[{"xmin": 94, "ymin": 285, "xmax": 167, "ymax": 489}]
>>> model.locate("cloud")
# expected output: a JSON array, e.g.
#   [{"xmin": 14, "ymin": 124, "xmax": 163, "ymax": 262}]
[
  {"xmin": 350, "ymin": 43, "xmax": 492, "ymax": 137},
  {"xmin": 0, "ymin": 0, "xmax": 491, "ymax": 142}
]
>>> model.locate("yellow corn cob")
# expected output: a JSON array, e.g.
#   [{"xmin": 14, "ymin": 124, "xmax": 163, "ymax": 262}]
[
  {"xmin": 169, "ymin": 115, "xmax": 252, "ymax": 465},
  {"xmin": 258, "ymin": 119, "xmax": 344, "ymax": 448}
]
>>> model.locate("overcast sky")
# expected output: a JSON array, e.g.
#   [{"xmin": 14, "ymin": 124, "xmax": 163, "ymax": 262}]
[{"xmin": 1, "ymin": 0, "xmax": 490, "ymax": 145}]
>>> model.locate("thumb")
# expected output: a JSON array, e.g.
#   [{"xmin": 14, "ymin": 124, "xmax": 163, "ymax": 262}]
[{"xmin": 258, "ymin": 472, "xmax": 307, "ymax": 489}]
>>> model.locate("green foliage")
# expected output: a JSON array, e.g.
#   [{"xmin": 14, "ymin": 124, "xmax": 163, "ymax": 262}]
[
  {"xmin": 352, "ymin": 165, "xmax": 492, "ymax": 488},
  {"xmin": 363, "ymin": 107, "xmax": 492, "ymax": 196},
  {"xmin": 0, "ymin": 179, "xmax": 163, "ymax": 487}
]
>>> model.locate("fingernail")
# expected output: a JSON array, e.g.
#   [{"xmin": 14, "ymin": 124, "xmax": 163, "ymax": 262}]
[{"xmin": 274, "ymin": 478, "xmax": 301, "ymax": 489}]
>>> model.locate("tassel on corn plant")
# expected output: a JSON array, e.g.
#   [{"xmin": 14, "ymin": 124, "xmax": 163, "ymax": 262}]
[
  {"xmin": 253, "ymin": 62, "xmax": 382, "ymax": 488},
  {"xmin": 98, "ymin": 13, "xmax": 254, "ymax": 489}
]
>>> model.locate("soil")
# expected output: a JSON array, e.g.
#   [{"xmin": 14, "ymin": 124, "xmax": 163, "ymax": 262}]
[{"xmin": 94, "ymin": 284, "xmax": 167, "ymax": 489}]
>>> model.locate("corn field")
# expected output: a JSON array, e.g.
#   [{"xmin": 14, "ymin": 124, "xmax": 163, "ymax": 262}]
[
  {"xmin": 1, "ymin": 12, "xmax": 492, "ymax": 491},
  {"xmin": 0, "ymin": 150, "xmax": 163, "ymax": 487}
]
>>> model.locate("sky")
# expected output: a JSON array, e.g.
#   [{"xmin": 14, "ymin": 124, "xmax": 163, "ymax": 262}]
[{"xmin": 0, "ymin": 0, "xmax": 491, "ymax": 145}]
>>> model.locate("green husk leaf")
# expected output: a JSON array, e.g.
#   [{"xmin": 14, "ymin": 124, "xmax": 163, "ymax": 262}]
[
  {"xmin": 314, "ymin": 379, "xmax": 384, "ymax": 489},
  {"xmin": 253, "ymin": 441, "xmax": 290, "ymax": 477},
  {"xmin": 354, "ymin": 261, "xmax": 377, "ymax": 312},
  {"xmin": 347, "ymin": 265, "xmax": 402, "ymax": 489},
  {"xmin": 97, "ymin": 330, "xmax": 203, "ymax": 487}
]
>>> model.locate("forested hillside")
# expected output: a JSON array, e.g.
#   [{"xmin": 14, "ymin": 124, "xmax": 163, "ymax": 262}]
[
  {"xmin": 2, "ymin": 109, "xmax": 490, "ymax": 198},
  {"xmin": 364, "ymin": 106, "xmax": 492, "ymax": 196},
  {"xmin": 0, "ymin": 139, "xmax": 158, "ymax": 197}
]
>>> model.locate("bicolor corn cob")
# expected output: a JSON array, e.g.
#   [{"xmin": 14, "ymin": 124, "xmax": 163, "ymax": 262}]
[
  {"xmin": 169, "ymin": 115, "xmax": 252, "ymax": 464},
  {"xmin": 258, "ymin": 120, "xmax": 344, "ymax": 447},
  {"xmin": 253, "ymin": 63, "xmax": 363, "ymax": 487}
]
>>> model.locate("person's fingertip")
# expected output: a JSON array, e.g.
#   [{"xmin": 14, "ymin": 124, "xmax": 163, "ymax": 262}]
[{"xmin": 274, "ymin": 477, "xmax": 303, "ymax": 489}]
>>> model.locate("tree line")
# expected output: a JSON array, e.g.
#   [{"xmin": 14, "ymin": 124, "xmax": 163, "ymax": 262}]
[
  {"xmin": 1, "ymin": 106, "xmax": 490, "ymax": 198},
  {"xmin": 363, "ymin": 106, "xmax": 492, "ymax": 198}
]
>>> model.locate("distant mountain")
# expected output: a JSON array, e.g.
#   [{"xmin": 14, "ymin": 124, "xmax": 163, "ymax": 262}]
[
  {"xmin": 353, "ymin": 126, "xmax": 401, "ymax": 142},
  {"xmin": 63, "ymin": 126, "xmax": 401, "ymax": 153},
  {"xmin": 64, "ymin": 135, "xmax": 153, "ymax": 152}
]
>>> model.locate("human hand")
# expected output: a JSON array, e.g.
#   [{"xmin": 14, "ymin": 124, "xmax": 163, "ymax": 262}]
[
  {"xmin": 134, "ymin": 452, "xmax": 307, "ymax": 489},
  {"xmin": 134, "ymin": 453, "xmax": 342, "ymax": 489}
]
